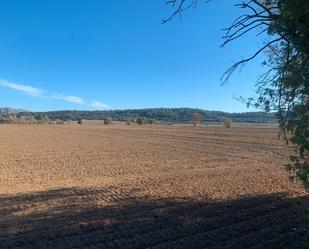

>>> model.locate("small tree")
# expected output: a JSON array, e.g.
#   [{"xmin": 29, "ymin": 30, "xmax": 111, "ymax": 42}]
[
  {"xmin": 104, "ymin": 117, "xmax": 113, "ymax": 125},
  {"xmin": 192, "ymin": 113, "xmax": 200, "ymax": 127},
  {"xmin": 224, "ymin": 118, "xmax": 233, "ymax": 128},
  {"xmin": 126, "ymin": 120, "xmax": 132, "ymax": 125},
  {"xmin": 77, "ymin": 118, "xmax": 82, "ymax": 125},
  {"xmin": 43, "ymin": 115, "xmax": 49, "ymax": 124},
  {"xmin": 136, "ymin": 117, "xmax": 145, "ymax": 126}
]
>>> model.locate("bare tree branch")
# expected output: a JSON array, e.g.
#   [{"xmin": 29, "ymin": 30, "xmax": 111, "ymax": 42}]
[
  {"xmin": 163, "ymin": 0, "xmax": 279, "ymax": 84},
  {"xmin": 221, "ymin": 37, "xmax": 283, "ymax": 84},
  {"xmin": 162, "ymin": 0, "xmax": 199, "ymax": 23}
]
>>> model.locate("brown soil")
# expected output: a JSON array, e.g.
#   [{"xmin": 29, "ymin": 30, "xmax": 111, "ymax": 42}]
[{"xmin": 0, "ymin": 124, "xmax": 308, "ymax": 248}]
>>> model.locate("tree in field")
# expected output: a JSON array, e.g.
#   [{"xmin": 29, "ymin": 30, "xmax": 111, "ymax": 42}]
[
  {"xmin": 136, "ymin": 118, "xmax": 144, "ymax": 125},
  {"xmin": 77, "ymin": 118, "xmax": 82, "ymax": 125},
  {"xmin": 136, "ymin": 117, "xmax": 145, "ymax": 125},
  {"xmin": 164, "ymin": 0, "xmax": 309, "ymax": 188},
  {"xmin": 192, "ymin": 113, "xmax": 201, "ymax": 127},
  {"xmin": 224, "ymin": 118, "xmax": 233, "ymax": 128},
  {"xmin": 104, "ymin": 117, "xmax": 113, "ymax": 125}
]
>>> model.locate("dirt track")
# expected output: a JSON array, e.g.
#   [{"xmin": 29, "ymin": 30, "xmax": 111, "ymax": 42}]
[{"xmin": 0, "ymin": 124, "xmax": 308, "ymax": 248}]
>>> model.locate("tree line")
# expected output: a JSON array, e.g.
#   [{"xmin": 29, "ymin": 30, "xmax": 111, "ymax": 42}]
[{"xmin": 17, "ymin": 108, "xmax": 277, "ymax": 123}]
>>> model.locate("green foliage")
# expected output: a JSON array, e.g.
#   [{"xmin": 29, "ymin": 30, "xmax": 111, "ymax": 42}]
[
  {"xmin": 136, "ymin": 117, "xmax": 145, "ymax": 125},
  {"xmin": 0, "ymin": 113, "xmax": 50, "ymax": 124},
  {"xmin": 136, "ymin": 117, "xmax": 154, "ymax": 125},
  {"xmin": 104, "ymin": 117, "xmax": 113, "ymax": 125},
  {"xmin": 256, "ymin": 0, "xmax": 309, "ymax": 188},
  {"xmin": 29, "ymin": 108, "xmax": 276, "ymax": 124}
]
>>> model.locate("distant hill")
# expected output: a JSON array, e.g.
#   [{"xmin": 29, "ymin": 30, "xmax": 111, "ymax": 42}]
[{"xmin": 32, "ymin": 108, "xmax": 278, "ymax": 123}]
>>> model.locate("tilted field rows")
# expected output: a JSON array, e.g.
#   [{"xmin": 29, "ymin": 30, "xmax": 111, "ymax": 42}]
[{"xmin": 0, "ymin": 124, "xmax": 308, "ymax": 248}]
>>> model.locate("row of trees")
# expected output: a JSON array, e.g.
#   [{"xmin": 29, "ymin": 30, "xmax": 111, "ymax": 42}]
[
  {"xmin": 192, "ymin": 113, "xmax": 232, "ymax": 128},
  {"xmin": 0, "ymin": 114, "xmax": 49, "ymax": 124},
  {"xmin": 103, "ymin": 117, "xmax": 154, "ymax": 126},
  {"xmin": 30, "ymin": 108, "xmax": 276, "ymax": 123},
  {"xmin": 0, "ymin": 112, "xmax": 233, "ymax": 128},
  {"xmin": 1, "ymin": 113, "xmax": 233, "ymax": 127}
]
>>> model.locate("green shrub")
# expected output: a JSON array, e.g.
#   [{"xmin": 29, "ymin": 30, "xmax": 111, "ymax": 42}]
[
  {"xmin": 136, "ymin": 117, "xmax": 145, "ymax": 126},
  {"xmin": 104, "ymin": 117, "xmax": 113, "ymax": 125}
]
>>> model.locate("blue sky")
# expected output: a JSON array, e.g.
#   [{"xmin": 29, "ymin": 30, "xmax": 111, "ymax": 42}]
[{"xmin": 0, "ymin": 0, "xmax": 268, "ymax": 112}]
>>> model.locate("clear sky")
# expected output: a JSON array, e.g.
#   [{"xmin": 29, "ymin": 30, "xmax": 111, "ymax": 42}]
[{"xmin": 0, "ymin": 0, "xmax": 267, "ymax": 112}]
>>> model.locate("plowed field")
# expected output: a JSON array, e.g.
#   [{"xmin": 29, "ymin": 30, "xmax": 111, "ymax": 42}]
[{"xmin": 0, "ymin": 124, "xmax": 308, "ymax": 248}]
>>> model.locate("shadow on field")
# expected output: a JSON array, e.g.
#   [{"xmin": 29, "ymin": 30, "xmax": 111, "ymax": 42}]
[{"xmin": 0, "ymin": 188, "xmax": 308, "ymax": 249}]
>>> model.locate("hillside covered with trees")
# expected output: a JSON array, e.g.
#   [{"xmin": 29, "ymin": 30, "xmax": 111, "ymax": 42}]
[{"xmin": 23, "ymin": 108, "xmax": 277, "ymax": 123}]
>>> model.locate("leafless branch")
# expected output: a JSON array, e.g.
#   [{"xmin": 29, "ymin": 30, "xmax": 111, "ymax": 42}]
[
  {"xmin": 221, "ymin": 1, "xmax": 277, "ymax": 48},
  {"xmin": 162, "ymin": 0, "xmax": 199, "ymax": 23},
  {"xmin": 163, "ymin": 0, "xmax": 281, "ymax": 85},
  {"xmin": 221, "ymin": 37, "xmax": 283, "ymax": 84}
]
